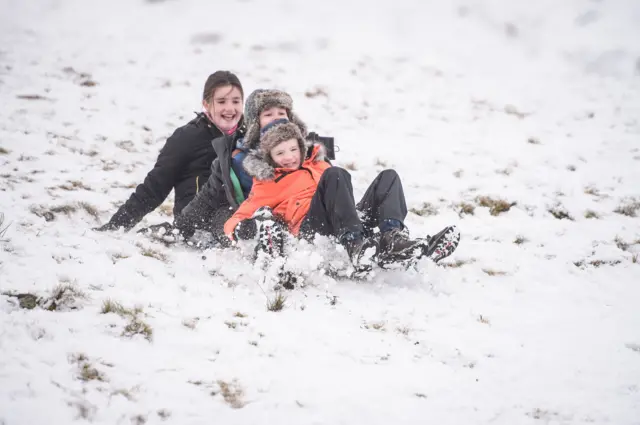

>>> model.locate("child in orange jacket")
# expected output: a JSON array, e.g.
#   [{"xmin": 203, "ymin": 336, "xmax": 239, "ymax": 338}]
[{"xmin": 224, "ymin": 119, "xmax": 460, "ymax": 272}]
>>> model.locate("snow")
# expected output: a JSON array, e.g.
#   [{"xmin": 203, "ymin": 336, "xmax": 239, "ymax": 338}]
[{"xmin": 1, "ymin": 0, "xmax": 640, "ymax": 423}]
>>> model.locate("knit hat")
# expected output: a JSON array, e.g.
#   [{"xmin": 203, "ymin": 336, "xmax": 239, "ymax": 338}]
[
  {"xmin": 243, "ymin": 89, "xmax": 307, "ymax": 150},
  {"xmin": 259, "ymin": 120, "xmax": 307, "ymax": 167}
]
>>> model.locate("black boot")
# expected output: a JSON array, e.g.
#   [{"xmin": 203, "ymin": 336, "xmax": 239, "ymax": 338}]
[
  {"xmin": 341, "ymin": 232, "xmax": 378, "ymax": 272},
  {"xmin": 425, "ymin": 225, "xmax": 460, "ymax": 263},
  {"xmin": 378, "ymin": 227, "xmax": 425, "ymax": 265},
  {"xmin": 254, "ymin": 207, "xmax": 286, "ymax": 259}
]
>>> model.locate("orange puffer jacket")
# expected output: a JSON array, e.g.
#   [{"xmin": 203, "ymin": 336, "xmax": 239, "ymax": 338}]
[{"xmin": 224, "ymin": 144, "xmax": 330, "ymax": 238}]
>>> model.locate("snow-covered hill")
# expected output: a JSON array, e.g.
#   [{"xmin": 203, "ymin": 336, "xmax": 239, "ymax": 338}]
[{"xmin": 1, "ymin": 0, "xmax": 639, "ymax": 423}]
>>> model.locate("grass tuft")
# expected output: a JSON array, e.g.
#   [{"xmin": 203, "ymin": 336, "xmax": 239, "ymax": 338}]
[
  {"xmin": 482, "ymin": 268, "xmax": 508, "ymax": 276},
  {"xmin": 584, "ymin": 210, "xmax": 600, "ymax": 219},
  {"xmin": 513, "ymin": 235, "xmax": 528, "ymax": 245},
  {"xmin": 217, "ymin": 380, "xmax": 246, "ymax": 408},
  {"xmin": 478, "ymin": 315, "xmax": 491, "ymax": 325},
  {"xmin": 476, "ymin": 196, "xmax": 515, "ymax": 216},
  {"xmin": 548, "ymin": 206, "xmax": 574, "ymax": 221},
  {"xmin": 267, "ymin": 292, "xmax": 286, "ymax": 312},
  {"xmin": 122, "ymin": 318, "xmax": 153, "ymax": 342},
  {"xmin": 139, "ymin": 246, "xmax": 169, "ymax": 263},
  {"xmin": 0, "ymin": 213, "xmax": 10, "ymax": 242},
  {"xmin": 69, "ymin": 353, "xmax": 107, "ymax": 382},
  {"xmin": 614, "ymin": 236, "xmax": 629, "ymax": 251},
  {"xmin": 364, "ymin": 321, "xmax": 386, "ymax": 331},
  {"xmin": 0, "ymin": 147, "xmax": 9, "ymax": 154},
  {"xmin": 458, "ymin": 202, "xmax": 475, "ymax": 217},
  {"xmin": 441, "ymin": 258, "xmax": 474, "ymax": 268},
  {"xmin": 410, "ymin": 202, "xmax": 438, "ymax": 217},
  {"xmin": 78, "ymin": 202, "xmax": 100, "ymax": 221},
  {"xmin": 344, "ymin": 162, "xmax": 357, "ymax": 171},
  {"xmin": 396, "ymin": 326, "xmax": 410, "ymax": 335},
  {"xmin": 614, "ymin": 198, "xmax": 640, "ymax": 217},
  {"xmin": 101, "ymin": 299, "xmax": 151, "ymax": 341},
  {"xmin": 584, "ymin": 186, "xmax": 601, "ymax": 196}
]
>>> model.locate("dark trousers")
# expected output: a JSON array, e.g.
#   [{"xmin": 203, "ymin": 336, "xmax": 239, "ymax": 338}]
[{"xmin": 299, "ymin": 168, "xmax": 407, "ymax": 240}]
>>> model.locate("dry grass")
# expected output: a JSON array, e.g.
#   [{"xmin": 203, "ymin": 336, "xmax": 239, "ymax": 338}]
[
  {"xmin": 0, "ymin": 212, "xmax": 10, "ymax": 242},
  {"xmin": 364, "ymin": 321, "xmax": 386, "ymax": 331},
  {"xmin": 182, "ymin": 318, "xmax": 199, "ymax": 330},
  {"xmin": 139, "ymin": 246, "xmax": 169, "ymax": 263},
  {"xmin": 69, "ymin": 353, "xmax": 107, "ymax": 382},
  {"xmin": 344, "ymin": 162, "xmax": 357, "ymax": 171},
  {"xmin": 584, "ymin": 186, "xmax": 601, "ymax": 196},
  {"xmin": 79, "ymin": 202, "xmax": 100, "ymax": 221},
  {"xmin": 157, "ymin": 409, "xmax": 171, "ymax": 420},
  {"xmin": 478, "ymin": 315, "xmax": 491, "ymax": 325},
  {"xmin": 267, "ymin": 292, "xmax": 286, "ymax": 312},
  {"xmin": 548, "ymin": 206, "xmax": 574, "ymax": 221},
  {"xmin": 614, "ymin": 236, "xmax": 629, "ymax": 251},
  {"xmin": 101, "ymin": 299, "xmax": 152, "ymax": 341},
  {"xmin": 441, "ymin": 258, "xmax": 475, "ymax": 268},
  {"xmin": 100, "ymin": 299, "xmax": 142, "ymax": 316},
  {"xmin": 574, "ymin": 259, "xmax": 622, "ymax": 268},
  {"xmin": 476, "ymin": 196, "xmax": 515, "ymax": 216},
  {"xmin": 504, "ymin": 104, "xmax": 529, "ymax": 119},
  {"xmin": 396, "ymin": 326, "xmax": 411, "ymax": 335},
  {"xmin": 217, "ymin": 380, "xmax": 246, "ymax": 409},
  {"xmin": 304, "ymin": 86, "xmax": 328, "ymax": 98},
  {"xmin": 111, "ymin": 253, "xmax": 130, "ymax": 264},
  {"xmin": 584, "ymin": 210, "xmax": 600, "ymax": 219},
  {"xmin": 410, "ymin": 202, "xmax": 438, "ymax": 217},
  {"xmin": 632, "ymin": 254, "xmax": 638, "ymax": 264},
  {"xmin": 233, "ymin": 312, "xmax": 247, "ymax": 318},
  {"xmin": 0, "ymin": 147, "xmax": 9, "ymax": 154},
  {"xmin": 122, "ymin": 318, "xmax": 154, "ymax": 342},
  {"xmin": 527, "ymin": 137, "xmax": 541, "ymax": 145},
  {"xmin": 58, "ymin": 180, "xmax": 92, "ymax": 191},
  {"xmin": 458, "ymin": 202, "xmax": 475, "ymax": 217},
  {"xmin": 375, "ymin": 158, "xmax": 388, "ymax": 167},
  {"xmin": 513, "ymin": 235, "xmax": 528, "ymax": 245},
  {"xmin": 40, "ymin": 283, "xmax": 87, "ymax": 311},
  {"xmin": 614, "ymin": 198, "xmax": 640, "ymax": 217},
  {"xmin": 482, "ymin": 268, "xmax": 508, "ymax": 276}
]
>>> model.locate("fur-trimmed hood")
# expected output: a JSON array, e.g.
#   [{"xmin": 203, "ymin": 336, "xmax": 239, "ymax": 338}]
[{"xmin": 243, "ymin": 142, "xmax": 327, "ymax": 181}]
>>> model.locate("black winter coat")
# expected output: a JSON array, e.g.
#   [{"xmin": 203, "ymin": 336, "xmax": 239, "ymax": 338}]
[
  {"xmin": 106, "ymin": 114, "xmax": 241, "ymax": 230},
  {"xmin": 174, "ymin": 132, "xmax": 241, "ymax": 241}
]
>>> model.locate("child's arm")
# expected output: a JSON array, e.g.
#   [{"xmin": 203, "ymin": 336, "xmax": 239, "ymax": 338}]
[{"xmin": 223, "ymin": 181, "xmax": 275, "ymax": 239}]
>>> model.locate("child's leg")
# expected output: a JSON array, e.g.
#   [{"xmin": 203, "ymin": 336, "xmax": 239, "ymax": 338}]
[
  {"xmin": 300, "ymin": 167, "xmax": 377, "ymax": 273},
  {"xmin": 300, "ymin": 167, "xmax": 363, "ymax": 239},
  {"xmin": 356, "ymin": 169, "xmax": 407, "ymax": 232}
]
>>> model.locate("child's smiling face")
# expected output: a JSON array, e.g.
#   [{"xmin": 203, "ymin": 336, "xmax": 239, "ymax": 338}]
[{"xmin": 270, "ymin": 138, "xmax": 301, "ymax": 169}]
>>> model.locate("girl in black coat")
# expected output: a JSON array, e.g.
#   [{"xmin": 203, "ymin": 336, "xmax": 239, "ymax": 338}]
[{"xmin": 95, "ymin": 71, "xmax": 245, "ymax": 232}]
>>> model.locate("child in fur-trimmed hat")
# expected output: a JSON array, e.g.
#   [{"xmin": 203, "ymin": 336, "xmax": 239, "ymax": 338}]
[{"xmin": 224, "ymin": 112, "xmax": 461, "ymax": 275}]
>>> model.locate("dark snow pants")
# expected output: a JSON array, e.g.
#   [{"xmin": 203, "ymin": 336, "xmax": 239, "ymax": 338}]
[{"xmin": 299, "ymin": 167, "xmax": 407, "ymax": 239}]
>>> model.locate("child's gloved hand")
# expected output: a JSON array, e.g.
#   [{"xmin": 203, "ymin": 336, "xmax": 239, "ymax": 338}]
[{"xmin": 234, "ymin": 219, "xmax": 257, "ymax": 240}]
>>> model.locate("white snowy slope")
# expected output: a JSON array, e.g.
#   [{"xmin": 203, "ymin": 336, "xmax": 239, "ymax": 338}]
[{"xmin": 1, "ymin": 0, "xmax": 639, "ymax": 423}]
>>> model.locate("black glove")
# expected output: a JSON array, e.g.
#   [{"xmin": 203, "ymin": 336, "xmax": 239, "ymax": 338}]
[{"xmin": 234, "ymin": 219, "xmax": 257, "ymax": 240}]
